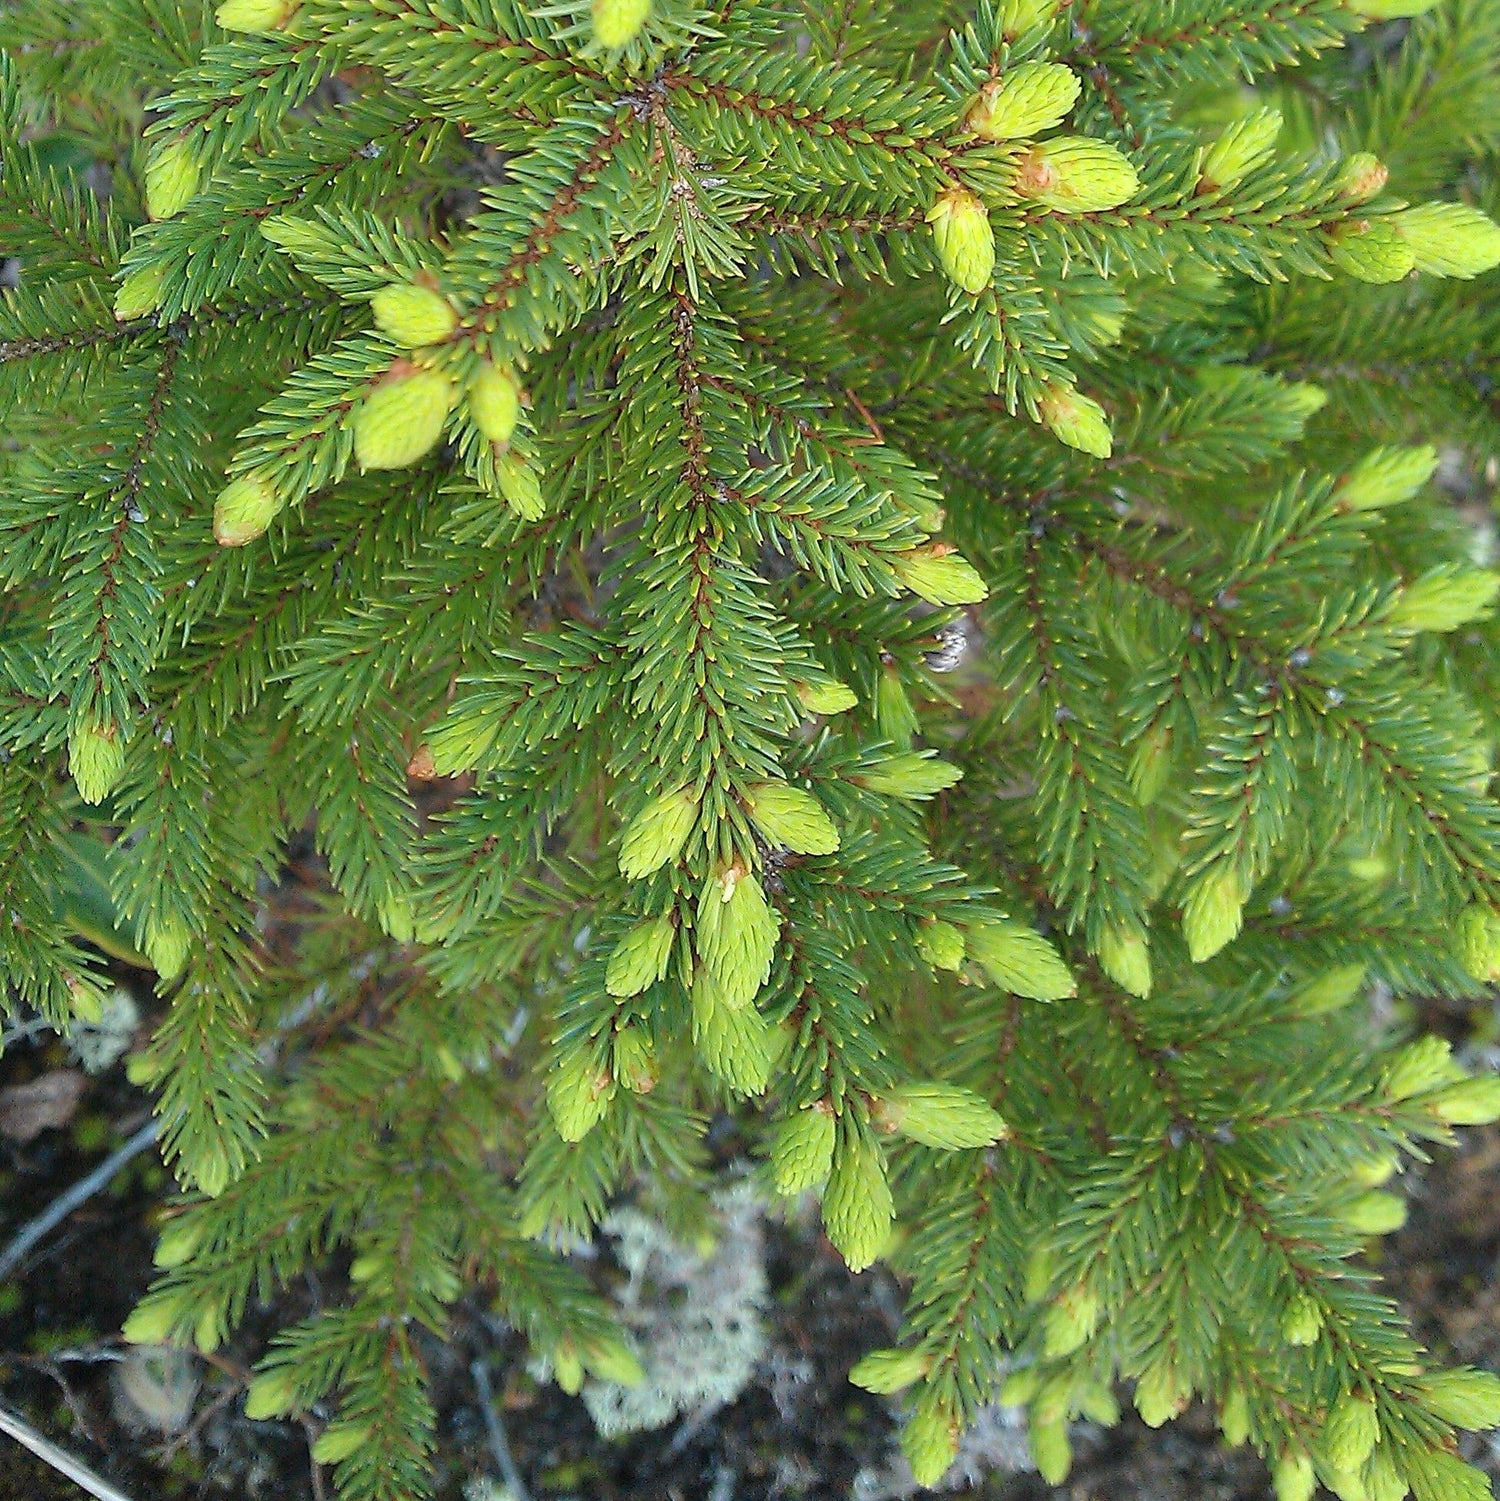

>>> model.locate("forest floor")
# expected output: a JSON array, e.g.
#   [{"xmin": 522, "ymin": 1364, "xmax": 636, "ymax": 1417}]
[{"xmin": 2, "ymin": 982, "xmax": 1499, "ymax": 1501}]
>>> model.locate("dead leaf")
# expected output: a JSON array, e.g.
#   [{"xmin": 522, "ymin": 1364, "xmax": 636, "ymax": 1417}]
[{"xmin": 0, "ymin": 1070, "xmax": 85, "ymax": 1142}]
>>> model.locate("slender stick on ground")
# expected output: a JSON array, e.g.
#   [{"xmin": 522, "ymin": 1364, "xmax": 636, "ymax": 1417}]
[
  {"xmin": 470, "ymin": 1358, "xmax": 532, "ymax": 1501},
  {"xmin": 0, "ymin": 1403, "xmax": 138, "ymax": 1501},
  {"xmin": 0, "ymin": 1117, "xmax": 160, "ymax": 1284}
]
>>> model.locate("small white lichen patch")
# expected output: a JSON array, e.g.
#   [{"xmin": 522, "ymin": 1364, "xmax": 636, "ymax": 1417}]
[
  {"xmin": 462, "ymin": 1481, "xmax": 519, "ymax": 1501},
  {"xmin": 579, "ymin": 1182, "xmax": 768, "ymax": 1438},
  {"xmin": 110, "ymin": 1344, "xmax": 199, "ymax": 1435},
  {"xmin": 852, "ymin": 1399, "xmax": 1034, "ymax": 1500},
  {"xmin": 68, "ymin": 987, "xmax": 140, "ymax": 1074}
]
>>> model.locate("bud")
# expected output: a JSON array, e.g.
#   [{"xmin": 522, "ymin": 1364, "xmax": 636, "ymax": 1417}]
[
  {"xmin": 153, "ymin": 1219, "xmax": 203, "ymax": 1270},
  {"xmin": 965, "ymin": 62, "xmax": 1081, "ymax": 141},
  {"xmin": 1457, "ymin": 904, "xmax": 1500, "ymax": 982},
  {"xmin": 193, "ymin": 1306, "xmax": 225, "ymax": 1352},
  {"xmin": 1324, "ymin": 1393, "xmax": 1381, "ymax": 1473},
  {"xmin": 1029, "ymin": 1419, "xmax": 1072, "ymax": 1485},
  {"xmin": 126, "ymin": 1051, "xmax": 161, "ymax": 1087},
  {"xmin": 1345, "ymin": 0, "xmax": 1444, "ymax": 17},
  {"xmin": 1273, "ymin": 1451, "xmax": 1317, "ymax": 1501},
  {"xmin": 188, "ymin": 1135, "xmax": 233, "ymax": 1199},
  {"xmin": 192, "ymin": 1305, "xmax": 222, "ymax": 1352},
  {"xmin": 468, "ymin": 362, "xmax": 522, "ymax": 445},
  {"xmin": 1023, "ymin": 1244, "xmax": 1053, "ymax": 1303},
  {"xmin": 1427, "ymin": 1075, "xmax": 1500, "ymax": 1126},
  {"xmin": 1130, "ymin": 721, "xmax": 1174, "ymax": 805},
  {"xmin": 1396, "ymin": 203, "xmax": 1500, "ymax": 280},
  {"xmin": 370, "ymin": 282, "xmax": 458, "ymax": 347},
  {"xmin": 917, "ymin": 918, "xmax": 966, "ymax": 971},
  {"xmin": 553, "ymin": 1341, "xmax": 584, "ymax": 1394},
  {"xmin": 122, "ymin": 1294, "xmax": 185, "ymax": 1347},
  {"xmin": 64, "ymin": 973, "xmax": 105, "ymax": 1024},
  {"xmin": 1282, "ymin": 1293, "xmax": 1323, "ymax": 1347},
  {"xmin": 216, "ymin": 0, "xmax": 296, "ymax": 32},
  {"xmin": 243, "ymin": 1365, "xmax": 301, "ymax": 1420},
  {"xmin": 1198, "ymin": 107, "xmax": 1282, "ymax": 191},
  {"xmin": 1329, "ymin": 220, "xmax": 1416, "ymax": 284},
  {"xmin": 1402, "ymin": 1446, "xmax": 1493, "ymax": 1501},
  {"xmin": 1338, "ymin": 153, "xmax": 1389, "ymax": 204},
  {"xmin": 1221, "ymin": 1386, "xmax": 1252, "ymax": 1446},
  {"xmin": 855, "ymin": 752, "xmax": 963, "ymax": 799},
  {"xmin": 999, "ymin": 1365, "xmax": 1040, "ymax": 1406},
  {"xmin": 1342, "ymin": 1190, "xmax": 1407, "ymax": 1236},
  {"xmin": 346, "ymin": 1254, "xmax": 390, "ymax": 1288},
  {"xmin": 1181, "ymin": 862, "xmax": 1249, "ymax": 962},
  {"xmin": 849, "ymin": 1346, "xmax": 931, "ymax": 1394},
  {"xmin": 1037, "ymin": 382, "xmax": 1113, "ymax": 458},
  {"xmin": 592, "ymin": 0, "xmax": 650, "ymax": 48},
  {"xmin": 1284, "ymin": 380, "xmax": 1330, "ymax": 421},
  {"xmin": 1043, "ymin": 1284, "xmax": 1101, "ymax": 1357},
  {"xmin": 874, "ymin": 1082, "xmax": 1009, "ymax": 1149},
  {"xmin": 691, "ymin": 971, "xmax": 776, "ymax": 1095},
  {"xmin": 604, "ymin": 913, "xmax": 676, "ymax": 997},
  {"xmin": 696, "ymin": 867, "xmax": 780, "ymax": 1009},
  {"xmin": 1419, "ymin": 1368, "xmax": 1500, "ymax": 1432},
  {"xmin": 545, "ymin": 1049, "xmax": 614, "ymax": 1141},
  {"xmin": 889, "ymin": 543, "xmax": 988, "ymax": 606},
  {"xmin": 1134, "ymin": 1363, "xmax": 1190, "ymax": 1428},
  {"xmin": 311, "ymin": 1423, "xmax": 370, "ymax": 1467},
  {"xmin": 1387, "ymin": 567, "xmax": 1500, "ymax": 634},
  {"xmin": 431, "ymin": 1043, "xmax": 465, "ymax": 1083},
  {"xmin": 352, "ymin": 367, "xmax": 455, "ymax": 471},
  {"xmin": 875, "ymin": 667, "xmax": 917, "ymax": 750},
  {"xmin": 144, "ymin": 913, "xmax": 192, "ymax": 981},
  {"xmin": 1289, "ymin": 962, "xmax": 1367, "ymax": 1016},
  {"xmin": 1076, "ymin": 1379, "xmax": 1120, "ymax": 1425},
  {"xmin": 582, "ymin": 1336, "xmax": 646, "ymax": 1387},
  {"xmin": 114, "ymin": 262, "xmax": 168, "ymax": 321},
  {"xmin": 745, "ymin": 780, "xmax": 840, "ymax": 855},
  {"xmin": 70, "ymin": 715, "xmax": 126, "ymax": 804},
  {"xmin": 821, "ymin": 1129, "xmax": 894, "ymax": 1272},
  {"xmin": 406, "ymin": 744, "xmax": 437, "ymax": 780},
  {"xmin": 769, "ymin": 1106, "xmax": 837, "ymax": 1195},
  {"xmin": 1326, "ymin": 1467, "xmax": 1370, "ymax": 1501},
  {"xmin": 144, "ymin": 138, "xmax": 200, "ymax": 221},
  {"xmin": 796, "ymin": 675, "xmax": 858, "ymax": 715},
  {"xmin": 1351, "ymin": 1150, "xmax": 1401, "ymax": 1188},
  {"xmin": 618, "ymin": 786, "xmax": 699, "ymax": 878},
  {"xmin": 1013, "ymin": 137, "xmax": 1141, "ymax": 213},
  {"xmin": 926, "ymin": 186, "xmax": 995, "ymax": 295},
  {"xmin": 1097, "ymin": 923, "xmax": 1152, "ymax": 998},
  {"xmin": 965, "ymin": 917, "xmax": 1076, "ymax": 1000},
  {"xmin": 1385, "ymin": 1036, "xmax": 1462, "ymax": 1100},
  {"xmin": 496, "ymin": 453, "xmax": 546, "ymax": 519},
  {"xmin": 1365, "ymin": 1447, "xmax": 1410, "ymax": 1501},
  {"xmin": 1337, "ymin": 445, "xmax": 1440, "ymax": 511},
  {"xmin": 1348, "ymin": 854, "xmax": 1393, "ymax": 883},
  {"xmin": 213, "ymin": 471, "xmax": 284, "ymax": 546},
  {"xmin": 901, "ymin": 1402, "xmax": 958, "ymax": 1489},
  {"xmin": 997, "ymin": 0, "xmax": 1057, "ymax": 35},
  {"xmin": 612, "ymin": 1024, "xmax": 657, "ymax": 1094},
  {"xmin": 376, "ymin": 893, "xmax": 415, "ymax": 943}
]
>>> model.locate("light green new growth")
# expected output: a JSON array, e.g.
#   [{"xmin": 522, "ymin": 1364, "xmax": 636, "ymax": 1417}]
[{"xmin": 4, "ymin": 0, "xmax": 1500, "ymax": 1498}]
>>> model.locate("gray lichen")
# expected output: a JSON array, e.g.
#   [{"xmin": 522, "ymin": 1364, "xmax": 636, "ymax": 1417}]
[{"xmin": 579, "ymin": 1183, "xmax": 768, "ymax": 1439}]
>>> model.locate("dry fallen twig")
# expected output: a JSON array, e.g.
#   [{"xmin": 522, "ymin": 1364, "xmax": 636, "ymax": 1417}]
[
  {"xmin": 0, "ymin": 1117, "xmax": 160, "ymax": 1284},
  {"xmin": 0, "ymin": 1402, "xmax": 138, "ymax": 1501},
  {"xmin": 471, "ymin": 1357, "xmax": 531, "ymax": 1501}
]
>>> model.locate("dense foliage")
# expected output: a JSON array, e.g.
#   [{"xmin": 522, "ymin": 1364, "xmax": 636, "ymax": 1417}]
[{"xmin": 5, "ymin": 0, "xmax": 1500, "ymax": 1496}]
